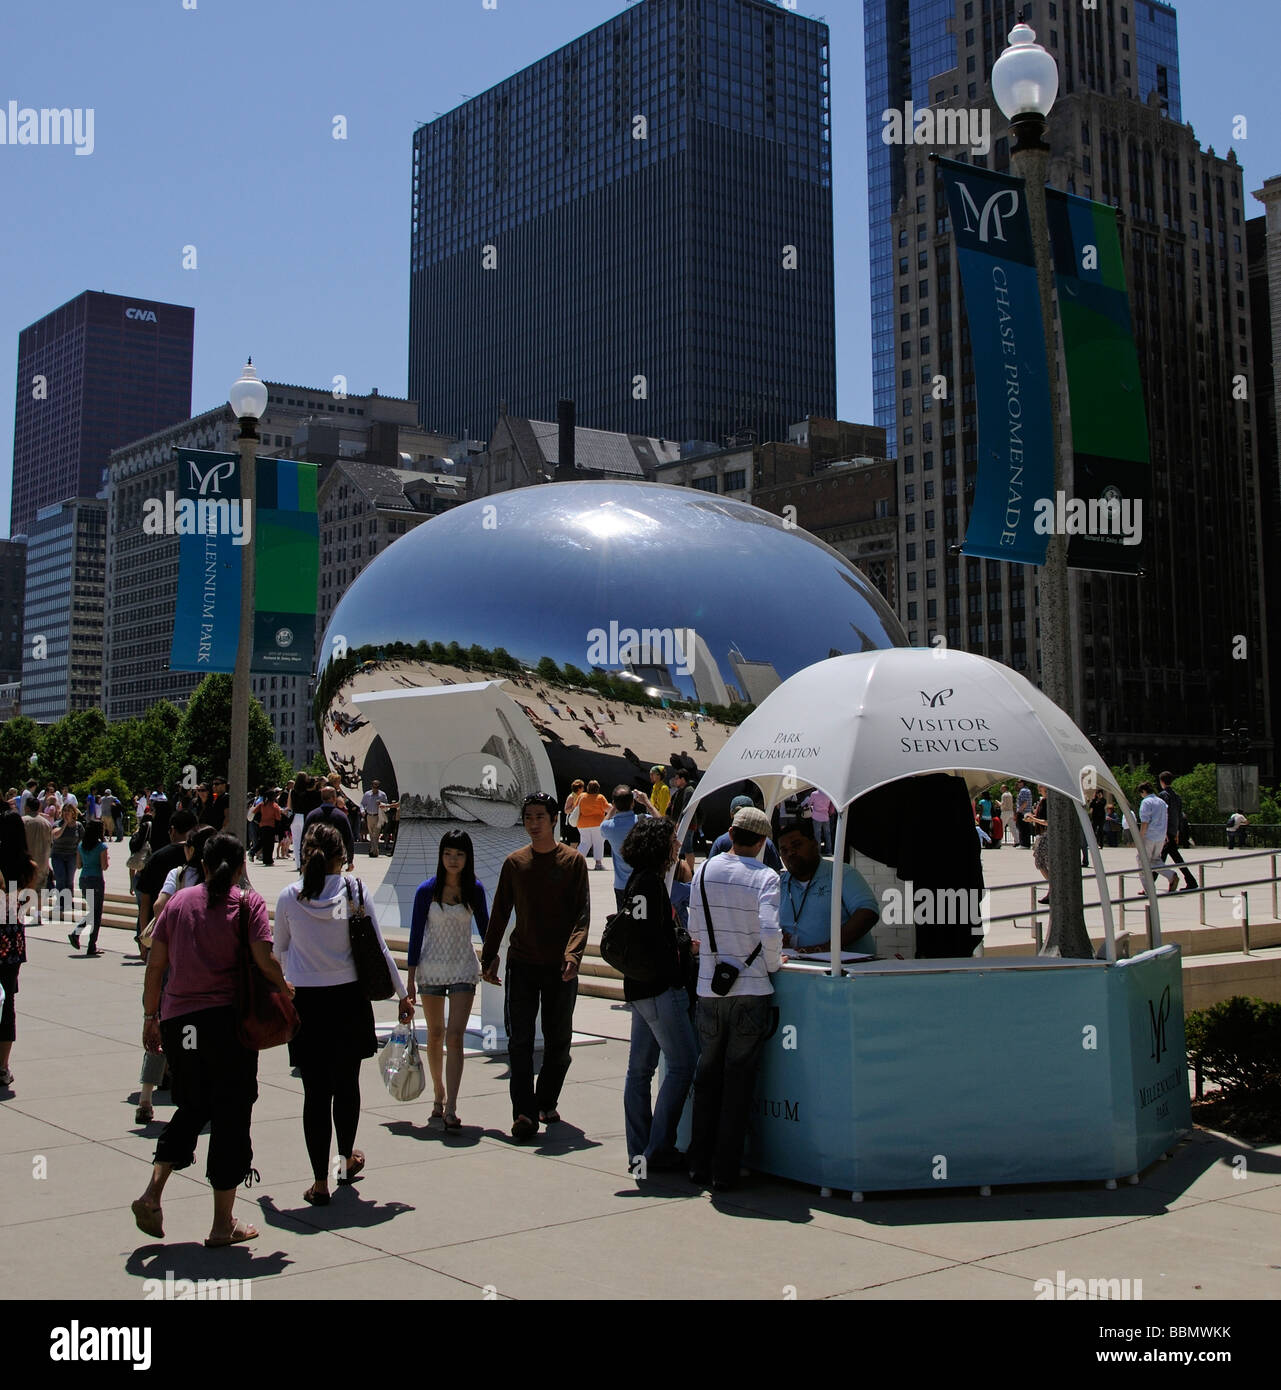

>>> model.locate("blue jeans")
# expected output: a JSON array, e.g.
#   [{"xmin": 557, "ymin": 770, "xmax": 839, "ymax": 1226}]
[
  {"xmin": 812, "ymin": 819, "xmax": 832, "ymax": 854},
  {"xmin": 624, "ymin": 986, "xmax": 698, "ymax": 1163},
  {"xmin": 50, "ymin": 853, "xmax": 75, "ymax": 899}
]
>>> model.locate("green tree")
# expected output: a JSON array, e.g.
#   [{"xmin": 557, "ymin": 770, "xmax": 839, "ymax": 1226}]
[
  {"xmin": 562, "ymin": 664, "xmax": 589, "ymax": 687},
  {"xmin": 1171, "ymin": 763, "xmax": 1219, "ymax": 825},
  {"xmin": 0, "ymin": 716, "xmax": 43, "ymax": 790},
  {"xmin": 536, "ymin": 656, "xmax": 561, "ymax": 683},
  {"xmin": 37, "ymin": 709, "xmax": 109, "ymax": 787},
  {"xmin": 73, "ymin": 767, "xmax": 132, "ymax": 808},
  {"xmin": 168, "ymin": 675, "xmax": 290, "ymax": 791}
]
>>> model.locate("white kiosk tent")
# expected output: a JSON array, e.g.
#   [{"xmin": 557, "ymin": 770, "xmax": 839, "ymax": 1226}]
[{"xmin": 677, "ymin": 647, "xmax": 1165, "ymax": 963}]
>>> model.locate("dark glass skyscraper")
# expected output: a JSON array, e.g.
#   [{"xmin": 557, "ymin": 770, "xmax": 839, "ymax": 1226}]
[
  {"xmin": 864, "ymin": 0, "xmax": 1182, "ymax": 456},
  {"xmin": 410, "ymin": 0, "xmax": 835, "ymax": 448},
  {"xmin": 10, "ymin": 290, "xmax": 194, "ymax": 536}
]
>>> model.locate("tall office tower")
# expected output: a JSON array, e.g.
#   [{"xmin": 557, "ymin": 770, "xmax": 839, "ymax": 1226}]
[
  {"xmin": 871, "ymin": 0, "xmax": 1271, "ymax": 773},
  {"xmin": 1249, "ymin": 178, "xmax": 1281, "ymax": 774},
  {"xmin": 0, "ymin": 539, "xmax": 26, "ymax": 683},
  {"xmin": 20, "ymin": 498, "xmax": 106, "ymax": 722},
  {"xmin": 10, "ymin": 291, "xmax": 194, "ymax": 535},
  {"xmin": 866, "ymin": 0, "xmax": 1180, "ymax": 458},
  {"xmin": 409, "ymin": 0, "xmax": 836, "ymax": 448}
]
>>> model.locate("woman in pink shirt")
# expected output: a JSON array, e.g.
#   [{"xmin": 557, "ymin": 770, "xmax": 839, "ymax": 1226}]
[
  {"xmin": 130, "ymin": 833, "xmax": 290, "ymax": 1248},
  {"xmin": 805, "ymin": 790, "xmax": 834, "ymax": 855}
]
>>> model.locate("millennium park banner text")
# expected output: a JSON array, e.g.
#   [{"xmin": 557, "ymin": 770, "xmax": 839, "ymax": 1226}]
[
  {"xmin": 168, "ymin": 450, "xmax": 318, "ymax": 675},
  {"xmin": 940, "ymin": 158, "xmax": 1054, "ymax": 567},
  {"xmin": 169, "ymin": 449, "xmax": 243, "ymax": 673}
]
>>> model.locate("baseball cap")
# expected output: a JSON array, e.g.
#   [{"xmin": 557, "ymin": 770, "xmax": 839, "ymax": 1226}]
[
  {"xmin": 729, "ymin": 795, "xmax": 754, "ymax": 814},
  {"xmin": 731, "ymin": 806, "xmax": 772, "ymax": 839}
]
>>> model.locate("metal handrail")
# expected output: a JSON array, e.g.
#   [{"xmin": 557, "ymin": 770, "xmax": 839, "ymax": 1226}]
[{"xmin": 982, "ymin": 848, "xmax": 1279, "ymax": 949}]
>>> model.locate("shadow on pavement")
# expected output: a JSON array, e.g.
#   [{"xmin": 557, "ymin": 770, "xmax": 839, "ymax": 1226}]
[
  {"xmin": 256, "ymin": 1191, "xmax": 414, "ymax": 1233},
  {"xmin": 125, "ymin": 1242, "xmax": 293, "ymax": 1281}
]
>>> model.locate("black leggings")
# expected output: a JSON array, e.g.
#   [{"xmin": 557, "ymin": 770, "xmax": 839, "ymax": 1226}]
[{"xmin": 299, "ymin": 1059, "xmax": 362, "ymax": 1181}]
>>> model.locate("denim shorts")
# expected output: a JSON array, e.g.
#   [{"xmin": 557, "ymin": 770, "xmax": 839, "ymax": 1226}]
[{"xmin": 417, "ymin": 982, "xmax": 477, "ymax": 997}]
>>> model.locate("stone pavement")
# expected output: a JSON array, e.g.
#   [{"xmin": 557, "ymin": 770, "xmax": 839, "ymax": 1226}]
[{"xmin": 1, "ymin": 840, "xmax": 1279, "ymax": 1301}]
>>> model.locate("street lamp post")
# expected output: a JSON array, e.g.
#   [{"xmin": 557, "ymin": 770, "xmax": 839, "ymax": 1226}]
[
  {"xmin": 227, "ymin": 361, "xmax": 267, "ymax": 842},
  {"xmin": 993, "ymin": 21, "xmax": 1091, "ymax": 957}
]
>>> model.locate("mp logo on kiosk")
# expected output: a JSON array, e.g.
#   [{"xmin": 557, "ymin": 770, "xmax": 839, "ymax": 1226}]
[
  {"xmin": 920, "ymin": 689, "xmax": 953, "ymax": 708},
  {"xmin": 1148, "ymin": 985, "xmax": 1171, "ymax": 1064}
]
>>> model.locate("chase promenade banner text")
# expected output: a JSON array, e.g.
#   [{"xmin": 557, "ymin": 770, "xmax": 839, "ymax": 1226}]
[
  {"xmin": 169, "ymin": 449, "xmax": 242, "ymax": 673},
  {"xmin": 940, "ymin": 159, "xmax": 1055, "ymax": 567}
]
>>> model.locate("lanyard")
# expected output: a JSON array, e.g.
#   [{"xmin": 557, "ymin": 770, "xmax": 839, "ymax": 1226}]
[{"xmin": 786, "ymin": 872, "xmax": 818, "ymax": 926}]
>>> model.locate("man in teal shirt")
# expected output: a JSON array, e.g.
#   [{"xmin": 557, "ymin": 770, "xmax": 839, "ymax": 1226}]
[{"xmin": 777, "ymin": 820, "xmax": 879, "ymax": 955}]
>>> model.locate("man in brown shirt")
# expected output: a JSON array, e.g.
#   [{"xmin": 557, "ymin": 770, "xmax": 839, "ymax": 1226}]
[{"xmin": 481, "ymin": 792, "xmax": 590, "ymax": 1142}]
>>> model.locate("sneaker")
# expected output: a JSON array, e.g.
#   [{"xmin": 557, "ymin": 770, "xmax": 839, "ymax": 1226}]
[
  {"xmin": 0, "ymin": 1068, "xmax": 12, "ymax": 1087},
  {"xmin": 511, "ymin": 1115, "xmax": 538, "ymax": 1142},
  {"xmin": 538, "ymin": 1108, "xmax": 560, "ymax": 1124},
  {"xmin": 67, "ymin": 933, "xmax": 80, "ymax": 950}
]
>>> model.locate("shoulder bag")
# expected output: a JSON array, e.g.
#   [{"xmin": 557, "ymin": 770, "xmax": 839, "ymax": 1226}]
[
  {"xmin": 698, "ymin": 868, "xmax": 761, "ymax": 996},
  {"xmin": 600, "ymin": 876, "xmax": 670, "ymax": 984},
  {"xmin": 234, "ymin": 894, "xmax": 300, "ymax": 1050},
  {"xmin": 345, "ymin": 877, "xmax": 395, "ymax": 1000}
]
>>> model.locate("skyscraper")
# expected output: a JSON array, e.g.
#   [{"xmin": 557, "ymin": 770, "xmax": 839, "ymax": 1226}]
[
  {"xmin": 10, "ymin": 291, "xmax": 194, "ymax": 535},
  {"xmin": 865, "ymin": 0, "xmax": 1182, "ymax": 457},
  {"xmin": 409, "ymin": 0, "xmax": 836, "ymax": 448},
  {"xmin": 871, "ymin": 0, "xmax": 1271, "ymax": 774}
]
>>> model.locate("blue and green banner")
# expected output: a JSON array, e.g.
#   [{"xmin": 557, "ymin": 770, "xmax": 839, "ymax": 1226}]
[
  {"xmin": 940, "ymin": 159, "xmax": 1055, "ymax": 567},
  {"xmin": 168, "ymin": 448, "xmax": 243, "ymax": 673},
  {"xmin": 1046, "ymin": 189, "xmax": 1149, "ymax": 574},
  {"xmin": 251, "ymin": 458, "xmax": 319, "ymax": 675}
]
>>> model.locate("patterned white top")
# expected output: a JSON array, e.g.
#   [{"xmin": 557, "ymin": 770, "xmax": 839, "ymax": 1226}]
[{"xmin": 415, "ymin": 900, "xmax": 481, "ymax": 987}]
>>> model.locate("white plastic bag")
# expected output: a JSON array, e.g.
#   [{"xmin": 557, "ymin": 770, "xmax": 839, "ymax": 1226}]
[{"xmin": 378, "ymin": 1025, "xmax": 426, "ymax": 1103}]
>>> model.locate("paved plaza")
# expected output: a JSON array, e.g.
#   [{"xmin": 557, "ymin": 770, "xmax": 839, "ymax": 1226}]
[{"xmin": 1, "ymin": 839, "xmax": 1278, "ymax": 1302}]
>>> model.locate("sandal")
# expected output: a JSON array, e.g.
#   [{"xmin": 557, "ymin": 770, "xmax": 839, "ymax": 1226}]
[
  {"xmin": 131, "ymin": 1198, "xmax": 164, "ymax": 1239},
  {"xmin": 134, "ymin": 1104, "xmax": 154, "ymax": 1125},
  {"xmin": 337, "ymin": 1150, "xmax": 365, "ymax": 1184},
  {"xmin": 443, "ymin": 1112, "xmax": 462, "ymax": 1130},
  {"xmin": 204, "ymin": 1221, "xmax": 258, "ymax": 1248},
  {"xmin": 430, "ymin": 1100, "xmax": 445, "ymax": 1124},
  {"xmin": 302, "ymin": 1184, "xmax": 331, "ymax": 1206}
]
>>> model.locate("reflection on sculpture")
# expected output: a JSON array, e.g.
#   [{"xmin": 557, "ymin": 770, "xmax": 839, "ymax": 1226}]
[{"xmin": 315, "ymin": 481, "xmax": 907, "ymax": 818}]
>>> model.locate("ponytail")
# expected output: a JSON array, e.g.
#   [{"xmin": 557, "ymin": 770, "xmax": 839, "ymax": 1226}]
[
  {"xmin": 202, "ymin": 832, "xmax": 245, "ymax": 904},
  {"xmin": 299, "ymin": 822, "xmax": 343, "ymax": 900}
]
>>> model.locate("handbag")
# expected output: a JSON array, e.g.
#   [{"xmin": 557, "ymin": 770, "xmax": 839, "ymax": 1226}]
[
  {"xmin": 345, "ymin": 876, "xmax": 395, "ymax": 1000},
  {"xmin": 600, "ymin": 878, "xmax": 671, "ymax": 984},
  {"xmin": 234, "ymin": 894, "xmax": 300, "ymax": 1050},
  {"xmin": 698, "ymin": 868, "xmax": 761, "ymax": 997},
  {"xmin": 566, "ymin": 797, "xmax": 581, "ymax": 828},
  {"xmin": 379, "ymin": 1024, "xmax": 426, "ymax": 1102}
]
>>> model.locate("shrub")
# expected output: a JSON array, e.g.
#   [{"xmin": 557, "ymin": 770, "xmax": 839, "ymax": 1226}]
[{"xmin": 1185, "ymin": 996, "xmax": 1281, "ymax": 1096}]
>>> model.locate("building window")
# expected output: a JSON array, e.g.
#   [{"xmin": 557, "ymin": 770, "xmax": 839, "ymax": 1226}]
[
  {"xmin": 723, "ymin": 469, "xmax": 746, "ymax": 491},
  {"xmin": 692, "ymin": 475, "xmax": 717, "ymax": 492}
]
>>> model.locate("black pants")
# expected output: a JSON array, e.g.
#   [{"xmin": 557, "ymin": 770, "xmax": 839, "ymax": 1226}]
[
  {"xmin": 1017, "ymin": 813, "xmax": 1032, "ymax": 848},
  {"xmin": 299, "ymin": 1058, "xmax": 362, "ymax": 1180},
  {"xmin": 155, "ymin": 1006, "xmax": 258, "ymax": 1190},
  {"xmin": 259, "ymin": 827, "xmax": 277, "ymax": 866},
  {"xmin": 1159, "ymin": 838, "xmax": 1197, "ymax": 887},
  {"xmin": 506, "ymin": 960, "xmax": 578, "ymax": 1122},
  {"xmin": 689, "ymin": 994, "xmax": 772, "ymax": 1184}
]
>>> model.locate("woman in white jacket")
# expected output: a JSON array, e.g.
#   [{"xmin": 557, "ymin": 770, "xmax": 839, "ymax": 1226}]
[{"xmin": 274, "ymin": 822, "xmax": 413, "ymax": 1206}]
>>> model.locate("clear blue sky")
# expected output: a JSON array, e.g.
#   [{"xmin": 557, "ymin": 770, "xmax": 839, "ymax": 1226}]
[{"xmin": 3, "ymin": 0, "xmax": 1278, "ymax": 537}]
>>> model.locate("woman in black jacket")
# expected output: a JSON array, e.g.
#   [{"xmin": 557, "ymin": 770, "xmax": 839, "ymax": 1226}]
[{"xmin": 619, "ymin": 816, "xmax": 698, "ymax": 1174}]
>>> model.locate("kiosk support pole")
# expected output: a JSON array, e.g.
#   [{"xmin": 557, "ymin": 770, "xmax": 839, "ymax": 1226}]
[
  {"xmin": 1076, "ymin": 800, "xmax": 1115, "ymax": 962},
  {"xmin": 830, "ymin": 804, "xmax": 850, "ymax": 976}
]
